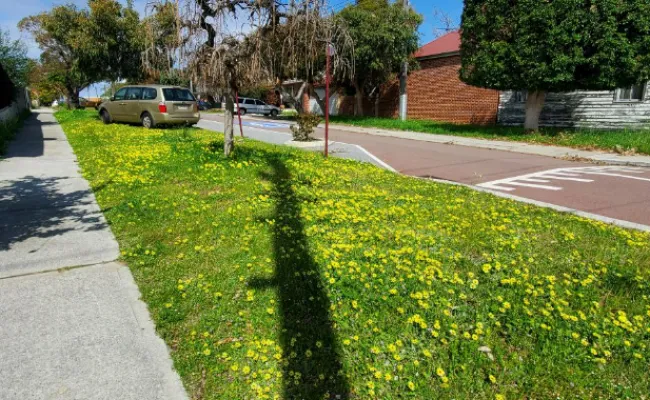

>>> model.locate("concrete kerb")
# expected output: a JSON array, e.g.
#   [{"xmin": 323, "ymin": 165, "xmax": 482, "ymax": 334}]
[
  {"xmin": 197, "ymin": 117, "xmax": 650, "ymax": 233},
  {"xmin": 419, "ymin": 176, "xmax": 650, "ymax": 233},
  {"xmin": 324, "ymin": 124, "xmax": 650, "ymax": 168},
  {"xmin": 233, "ymin": 114, "xmax": 650, "ymax": 168}
]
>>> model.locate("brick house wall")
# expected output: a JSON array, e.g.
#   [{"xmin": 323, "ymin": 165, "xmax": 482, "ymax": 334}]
[
  {"xmin": 407, "ymin": 55, "xmax": 499, "ymax": 124},
  {"xmin": 337, "ymin": 55, "xmax": 500, "ymax": 125}
]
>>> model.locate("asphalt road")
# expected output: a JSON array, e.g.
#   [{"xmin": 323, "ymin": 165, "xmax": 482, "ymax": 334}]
[{"xmin": 200, "ymin": 113, "xmax": 650, "ymax": 227}]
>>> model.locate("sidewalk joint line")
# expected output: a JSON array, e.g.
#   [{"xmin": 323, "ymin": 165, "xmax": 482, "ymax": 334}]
[{"xmin": 0, "ymin": 259, "xmax": 121, "ymax": 281}]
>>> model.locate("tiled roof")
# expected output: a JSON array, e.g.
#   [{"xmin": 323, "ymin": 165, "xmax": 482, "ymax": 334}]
[{"xmin": 414, "ymin": 30, "xmax": 460, "ymax": 59}]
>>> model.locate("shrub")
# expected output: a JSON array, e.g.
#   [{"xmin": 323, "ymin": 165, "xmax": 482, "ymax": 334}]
[{"xmin": 290, "ymin": 113, "xmax": 321, "ymax": 141}]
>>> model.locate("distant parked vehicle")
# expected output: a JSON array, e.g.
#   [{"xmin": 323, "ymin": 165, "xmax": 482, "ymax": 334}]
[
  {"xmin": 231, "ymin": 97, "xmax": 281, "ymax": 118},
  {"xmin": 98, "ymin": 85, "xmax": 200, "ymax": 128},
  {"xmin": 79, "ymin": 97, "xmax": 102, "ymax": 109},
  {"xmin": 197, "ymin": 100, "xmax": 213, "ymax": 110}
]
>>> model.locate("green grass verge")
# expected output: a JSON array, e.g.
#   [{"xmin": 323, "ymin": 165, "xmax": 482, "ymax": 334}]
[
  {"xmin": 0, "ymin": 109, "xmax": 31, "ymax": 156},
  {"xmin": 57, "ymin": 108, "xmax": 650, "ymax": 399},
  {"xmin": 328, "ymin": 116, "xmax": 650, "ymax": 156}
]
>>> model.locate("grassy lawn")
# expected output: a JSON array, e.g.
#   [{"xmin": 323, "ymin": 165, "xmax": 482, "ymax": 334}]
[
  {"xmin": 328, "ymin": 116, "xmax": 650, "ymax": 156},
  {"xmin": 202, "ymin": 108, "xmax": 224, "ymax": 114},
  {"xmin": 57, "ymin": 108, "xmax": 650, "ymax": 399}
]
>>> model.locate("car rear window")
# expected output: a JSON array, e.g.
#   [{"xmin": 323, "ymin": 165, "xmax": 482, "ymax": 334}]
[{"xmin": 162, "ymin": 88, "xmax": 195, "ymax": 101}]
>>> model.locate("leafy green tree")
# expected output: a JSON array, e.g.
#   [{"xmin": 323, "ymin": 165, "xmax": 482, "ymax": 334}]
[
  {"xmin": 28, "ymin": 60, "xmax": 65, "ymax": 105},
  {"xmin": 460, "ymin": 0, "xmax": 650, "ymax": 130},
  {"xmin": 0, "ymin": 29, "xmax": 31, "ymax": 88},
  {"xmin": 338, "ymin": 0, "xmax": 422, "ymax": 116},
  {"xmin": 142, "ymin": 1, "xmax": 182, "ymax": 82},
  {"xmin": 19, "ymin": 0, "xmax": 144, "ymax": 108}
]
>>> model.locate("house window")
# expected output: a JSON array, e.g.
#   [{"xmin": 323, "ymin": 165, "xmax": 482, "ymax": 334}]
[
  {"xmin": 512, "ymin": 91, "xmax": 527, "ymax": 102},
  {"xmin": 615, "ymin": 83, "xmax": 645, "ymax": 102}
]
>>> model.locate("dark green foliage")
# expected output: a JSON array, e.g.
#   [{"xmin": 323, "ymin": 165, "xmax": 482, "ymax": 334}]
[
  {"xmin": 159, "ymin": 70, "xmax": 189, "ymax": 87},
  {"xmin": 338, "ymin": 0, "xmax": 422, "ymax": 114},
  {"xmin": 0, "ymin": 30, "xmax": 30, "ymax": 88},
  {"xmin": 239, "ymin": 86, "xmax": 272, "ymax": 101},
  {"xmin": 19, "ymin": 0, "xmax": 144, "ymax": 108},
  {"xmin": 460, "ymin": 0, "xmax": 650, "ymax": 92}
]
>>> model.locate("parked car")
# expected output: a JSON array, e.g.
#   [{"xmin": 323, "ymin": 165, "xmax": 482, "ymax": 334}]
[
  {"xmin": 232, "ymin": 97, "xmax": 281, "ymax": 118},
  {"xmin": 79, "ymin": 97, "xmax": 102, "ymax": 109},
  {"xmin": 197, "ymin": 99, "xmax": 213, "ymax": 110},
  {"xmin": 98, "ymin": 85, "xmax": 200, "ymax": 128}
]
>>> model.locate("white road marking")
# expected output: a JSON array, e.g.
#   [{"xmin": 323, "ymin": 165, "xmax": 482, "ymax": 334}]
[
  {"xmin": 541, "ymin": 175, "xmax": 594, "ymax": 182},
  {"xmin": 506, "ymin": 182, "xmax": 563, "ymax": 190},
  {"xmin": 349, "ymin": 143, "xmax": 397, "ymax": 172},
  {"xmin": 581, "ymin": 172, "xmax": 650, "ymax": 182},
  {"xmin": 478, "ymin": 166, "xmax": 649, "ymax": 192}
]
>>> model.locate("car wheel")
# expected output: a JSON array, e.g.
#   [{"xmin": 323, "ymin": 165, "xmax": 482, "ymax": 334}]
[
  {"xmin": 270, "ymin": 109, "xmax": 279, "ymax": 118},
  {"xmin": 239, "ymin": 108, "xmax": 247, "ymax": 116},
  {"xmin": 141, "ymin": 112, "xmax": 155, "ymax": 129},
  {"xmin": 100, "ymin": 109, "xmax": 112, "ymax": 124}
]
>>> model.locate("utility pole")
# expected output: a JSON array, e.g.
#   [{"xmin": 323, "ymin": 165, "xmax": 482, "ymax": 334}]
[{"xmin": 399, "ymin": 0, "xmax": 409, "ymax": 121}]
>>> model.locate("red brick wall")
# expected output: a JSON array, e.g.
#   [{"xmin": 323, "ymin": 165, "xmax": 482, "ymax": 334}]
[
  {"xmin": 406, "ymin": 55, "xmax": 499, "ymax": 125},
  {"xmin": 336, "ymin": 55, "xmax": 499, "ymax": 125}
]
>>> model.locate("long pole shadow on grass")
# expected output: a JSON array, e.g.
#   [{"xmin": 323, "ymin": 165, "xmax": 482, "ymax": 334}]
[{"xmin": 249, "ymin": 156, "xmax": 350, "ymax": 399}]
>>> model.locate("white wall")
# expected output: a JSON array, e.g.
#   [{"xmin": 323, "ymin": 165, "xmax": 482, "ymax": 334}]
[{"xmin": 309, "ymin": 88, "xmax": 341, "ymax": 116}]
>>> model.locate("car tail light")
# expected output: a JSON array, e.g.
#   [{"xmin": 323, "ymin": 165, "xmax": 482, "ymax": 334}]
[
  {"xmin": 158, "ymin": 102, "xmax": 167, "ymax": 113},
  {"xmin": 194, "ymin": 102, "xmax": 198, "ymax": 112}
]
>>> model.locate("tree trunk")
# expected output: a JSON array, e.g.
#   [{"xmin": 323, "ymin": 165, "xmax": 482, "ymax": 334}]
[
  {"xmin": 223, "ymin": 91, "xmax": 235, "ymax": 157},
  {"xmin": 374, "ymin": 95, "xmax": 380, "ymax": 118},
  {"xmin": 354, "ymin": 82, "xmax": 364, "ymax": 117},
  {"xmin": 293, "ymin": 81, "xmax": 309, "ymax": 115},
  {"xmin": 66, "ymin": 86, "xmax": 81, "ymax": 109},
  {"xmin": 524, "ymin": 90, "xmax": 546, "ymax": 131}
]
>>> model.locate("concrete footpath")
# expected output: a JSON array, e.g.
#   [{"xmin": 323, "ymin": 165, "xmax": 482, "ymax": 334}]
[{"xmin": 0, "ymin": 110, "xmax": 187, "ymax": 400}]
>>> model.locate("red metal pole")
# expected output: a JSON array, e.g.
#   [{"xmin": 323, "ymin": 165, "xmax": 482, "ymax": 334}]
[
  {"xmin": 324, "ymin": 43, "xmax": 330, "ymax": 158},
  {"xmin": 235, "ymin": 90, "xmax": 243, "ymax": 137}
]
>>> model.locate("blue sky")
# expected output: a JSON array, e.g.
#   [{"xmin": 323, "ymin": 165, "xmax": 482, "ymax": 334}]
[
  {"xmin": 402, "ymin": 0, "xmax": 463, "ymax": 44},
  {"xmin": 1, "ymin": 0, "xmax": 463, "ymax": 96}
]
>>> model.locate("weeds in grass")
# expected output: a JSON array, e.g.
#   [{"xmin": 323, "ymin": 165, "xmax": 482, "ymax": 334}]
[{"xmin": 58, "ymin": 109, "xmax": 650, "ymax": 399}]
